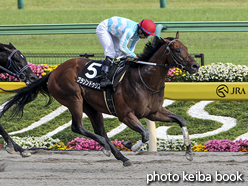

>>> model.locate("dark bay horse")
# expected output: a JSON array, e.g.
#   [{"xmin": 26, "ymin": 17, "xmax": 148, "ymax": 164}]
[
  {"xmin": 0, "ymin": 33, "xmax": 199, "ymax": 166},
  {"xmin": 0, "ymin": 43, "xmax": 37, "ymax": 84},
  {"xmin": 0, "ymin": 43, "xmax": 38, "ymax": 157}
]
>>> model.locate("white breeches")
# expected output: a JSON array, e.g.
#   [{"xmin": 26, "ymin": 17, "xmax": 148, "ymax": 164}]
[{"xmin": 96, "ymin": 20, "xmax": 123, "ymax": 59}]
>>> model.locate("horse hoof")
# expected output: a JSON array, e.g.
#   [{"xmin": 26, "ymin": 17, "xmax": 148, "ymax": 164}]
[
  {"xmin": 6, "ymin": 146, "xmax": 15, "ymax": 154},
  {"xmin": 102, "ymin": 148, "xmax": 111, "ymax": 157},
  {"xmin": 122, "ymin": 140, "xmax": 132, "ymax": 149},
  {"xmin": 123, "ymin": 160, "xmax": 133, "ymax": 167},
  {"xmin": 185, "ymin": 152, "xmax": 193, "ymax": 161},
  {"xmin": 21, "ymin": 150, "xmax": 31, "ymax": 157}
]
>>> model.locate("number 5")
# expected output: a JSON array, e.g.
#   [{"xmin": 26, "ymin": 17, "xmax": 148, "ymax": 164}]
[{"xmin": 85, "ymin": 62, "xmax": 102, "ymax": 79}]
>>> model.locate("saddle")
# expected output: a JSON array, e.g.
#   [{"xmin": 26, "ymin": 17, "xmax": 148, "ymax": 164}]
[{"xmin": 76, "ymin": 59, "xmax": 131, "ymax": 116}]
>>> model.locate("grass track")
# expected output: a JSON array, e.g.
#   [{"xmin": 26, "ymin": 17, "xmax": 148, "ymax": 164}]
[{"xmin": 0, "ymin": 0, "xmax": 247, "ymax": 146}]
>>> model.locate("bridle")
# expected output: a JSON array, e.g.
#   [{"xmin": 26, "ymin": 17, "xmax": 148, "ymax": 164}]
[
  {"xmin": 137, "ymin": 39, "xmax": 191, "ymax": 69},
  {"xmin": 165, "ymin": 39, "xmax": 191, "ymax": 70},
  {"xmin": 138, "ymin": 38, "xmax": 191, "ymax": 94},
  {"xmin": 0, "ymin": 49, "xmax": 30, "ymax": 79}
]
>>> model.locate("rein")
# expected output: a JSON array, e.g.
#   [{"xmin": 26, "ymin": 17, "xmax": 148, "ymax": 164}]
[
  {"xmin": 138, "ymin": 65, "xmax": 165, "ymax": 94},
  {"xmin": 0, "ymin": 49, "xmax": 30, "ymax": 78},
  {"xmin": 137, "ymin": 60, "xmax": 169, "ymax": 67}
]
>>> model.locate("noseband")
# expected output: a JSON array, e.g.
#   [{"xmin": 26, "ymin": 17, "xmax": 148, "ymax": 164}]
[{"xmin": 0, "ymin": 49, "xmax": 30, "ymax": 79}]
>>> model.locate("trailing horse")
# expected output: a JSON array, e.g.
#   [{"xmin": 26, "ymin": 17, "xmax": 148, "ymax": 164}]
[
  {"xmin": 0, "ymin": 43, "xmax": 37, "ymax": 84},
  {"xmin": 0, "ymin": 33, "xmax": 199, "ymax": 166},
  {"xmin": 0, "ymin": 43, "xmax": 38, "ymax": 157}
]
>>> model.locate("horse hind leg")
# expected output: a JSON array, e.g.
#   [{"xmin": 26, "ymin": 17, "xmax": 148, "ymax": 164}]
[
  {"xmin": 52, "ymin": 91, "xmax": 112, "ymax": 154},
  {"xmin": 70, "ymin": 117, "xmax": 111, "ymax": 155},
  {"xmin": 83, "ymin": 103, "xmax": 133, "ymax": 166},
  {"xmin": 0, "ymin": 124, "xmax": 31, "ymax": 157},
  {"xmin": 8, "ymin": 138, "xmax": 31, "ymax": 157}
]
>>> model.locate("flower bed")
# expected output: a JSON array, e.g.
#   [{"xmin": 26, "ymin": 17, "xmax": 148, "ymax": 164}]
[
  {"xmin": 48, "ymin": 142, "xmax": 71, "ymax": 150},
  {"xmin": 67, "ymin": 137, "xmax": 103, "ymax": 151},
  {"xmin": 204, "ymin": 139, "xmax": 248, "ymax": 152},
  {"xmin": 67, "ymin": 137, "xmax": 130, "ymax": 151},
  {"xmin": 10, "ymin": 136, "xmax": 60, "ymax": 149},
  {"xmin": 140, "ymin": 138, "xmax": 198, "ymax": 151},
  {"xmin": 2, "ymin": 136, "xmax": 248, "ymax": 152},
  {"xmin": 0, "ymin": 62, "xmax": 58, "ymax": 82},
  {"xmin": 166, "ymin": 62, "xmax": 248, "ymax": 82}
]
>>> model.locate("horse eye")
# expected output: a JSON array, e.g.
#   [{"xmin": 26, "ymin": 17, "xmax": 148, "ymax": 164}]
[{"xmin": 175, "ymin": 49, "xmax": 180, "ymax": 53}]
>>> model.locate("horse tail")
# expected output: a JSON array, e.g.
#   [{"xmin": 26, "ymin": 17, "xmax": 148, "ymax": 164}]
[{"xmin": 0, "ymin": 73, "xmax": 52, "ymax": 119}]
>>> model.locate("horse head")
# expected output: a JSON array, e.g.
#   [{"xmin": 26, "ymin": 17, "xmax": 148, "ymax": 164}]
[
  {"xmin": 162, "ymin": 32, "xmax": 200, "ymax": 74},
  {"xmin": 0, "ymin": 43, "xmax": 38, "ymax": 85}
]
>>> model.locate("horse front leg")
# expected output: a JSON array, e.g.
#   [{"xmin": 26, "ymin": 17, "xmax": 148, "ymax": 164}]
[
  {"xmin": 167, "ymin": 113, "xmax": 193, "ymax": 161},
  {"xmin": 120, "ymin": 112, "xmax": 149, "ymax": 152},
  {"xmin": 147, "ymin": 108, "xmax": 193, "ymax": 161}
]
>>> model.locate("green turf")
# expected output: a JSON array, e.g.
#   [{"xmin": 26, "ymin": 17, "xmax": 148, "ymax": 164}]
[{"xmin": 0, "ymin": 0, "xmax": 247, "ymax": 146}]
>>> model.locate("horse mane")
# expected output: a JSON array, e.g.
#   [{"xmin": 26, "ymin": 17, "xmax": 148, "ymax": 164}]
[
  {"xmin": 138, "ymin": 36, "xmax": 173, "ymax": 61},
  {"xmin": 0, "ymin": 43, "xmax": 15, "ymax": 52}
]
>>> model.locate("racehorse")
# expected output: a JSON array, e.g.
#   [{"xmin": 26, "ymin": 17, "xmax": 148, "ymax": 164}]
[
  {"xmin": 0, "ymin": 43, "xmax": 37, "ymax": 84},
  {"xmin": 0, "ymin": 33, "xmax": 200, "ymax": 166},
  {"xmin": 0, "ymin": 43, "xmax": 38, "ymax": 157}
]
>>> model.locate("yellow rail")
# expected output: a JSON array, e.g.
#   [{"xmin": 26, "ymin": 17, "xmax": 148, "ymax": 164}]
[
  {"xmin": 164, "ymin": 82, "xmax": 248, "ymax": 100},
  {"xmin": 0, "ymin": 82, "xmax": 26, "ymax": 93},
  {"xmin": 1, "ymin": 82, "xmax": 248, "ymax": 101}
]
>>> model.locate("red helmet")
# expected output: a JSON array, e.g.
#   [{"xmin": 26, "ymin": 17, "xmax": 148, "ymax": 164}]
[{"xmin": 138, "ymin": 19, "xmax": 156, "ymax": 36}]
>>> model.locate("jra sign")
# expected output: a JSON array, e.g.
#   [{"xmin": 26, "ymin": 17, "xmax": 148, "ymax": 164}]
[{"xmin": 164, "ymin": 82, "xmax": 248, "ymax": 100}]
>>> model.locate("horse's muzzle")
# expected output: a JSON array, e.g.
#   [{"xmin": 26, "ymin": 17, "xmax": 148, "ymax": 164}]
[
  {"xmin": 20, "ymin": 74, "xmax": 38, "ymax": 85},
  {"xmin": 185, "ymin": 61, "xmax": 200, "ymax": 74}
]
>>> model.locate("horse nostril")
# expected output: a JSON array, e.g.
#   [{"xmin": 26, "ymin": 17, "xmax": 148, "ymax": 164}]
[
  {"xmin": 29, "ymin": 75, "xmax": 38, "ymax": 82},
  {"xmin": 192, "ymin": 63, "xmax": 200, "ymax": 70},
  {"xmin": 30, "ymin": 76, "xmax": 38, "ymax": 82}
]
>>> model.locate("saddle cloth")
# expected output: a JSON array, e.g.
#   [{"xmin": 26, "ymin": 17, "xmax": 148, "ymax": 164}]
[
  {"xmin": 76, "ymin": 60, "xmax": 131, "ymax": 116},
  {"xmin": 76, "ymin": 60, "xmax": 130, "ymax": 91}
]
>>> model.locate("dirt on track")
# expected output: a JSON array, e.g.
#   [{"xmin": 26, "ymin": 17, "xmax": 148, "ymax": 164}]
[{"xmin": 0, "ymin": 149, "xmax": 248, "ymax": 186}]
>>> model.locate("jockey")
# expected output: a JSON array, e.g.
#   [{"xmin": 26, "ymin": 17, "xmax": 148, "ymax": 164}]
[{"xmin": 96, "ymin": 16, "xmax": 156, "ymax": 87}]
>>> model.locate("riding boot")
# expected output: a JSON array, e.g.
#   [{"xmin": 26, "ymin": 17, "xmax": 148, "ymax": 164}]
[{"xmin": 100, "ymin": 56, "xmax": 113, "ymax": 87}]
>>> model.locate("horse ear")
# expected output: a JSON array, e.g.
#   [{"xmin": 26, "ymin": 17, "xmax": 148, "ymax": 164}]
[
  {"xmin": 176, "ymin": 31, "xmax": 179, "ymax": 39},
  {"xmin": 9, "ymin": 43, "xmax": 15, "ymax": 49},
  {"xmin": 3, "ymin": 46, "xmax": 12, "ymax": 54}
]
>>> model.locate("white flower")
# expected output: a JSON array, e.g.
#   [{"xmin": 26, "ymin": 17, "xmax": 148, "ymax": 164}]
[
  {"xmin": 140, "ymin": 138, "xmax": 197, "ymax": 151},
  {"xmin": 185, "ymin": 62, "xmax": 248, "ymax": 82},
  {"xmin": 5, "ymin": 136, "xmax": 61, "ymax": 149}
]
